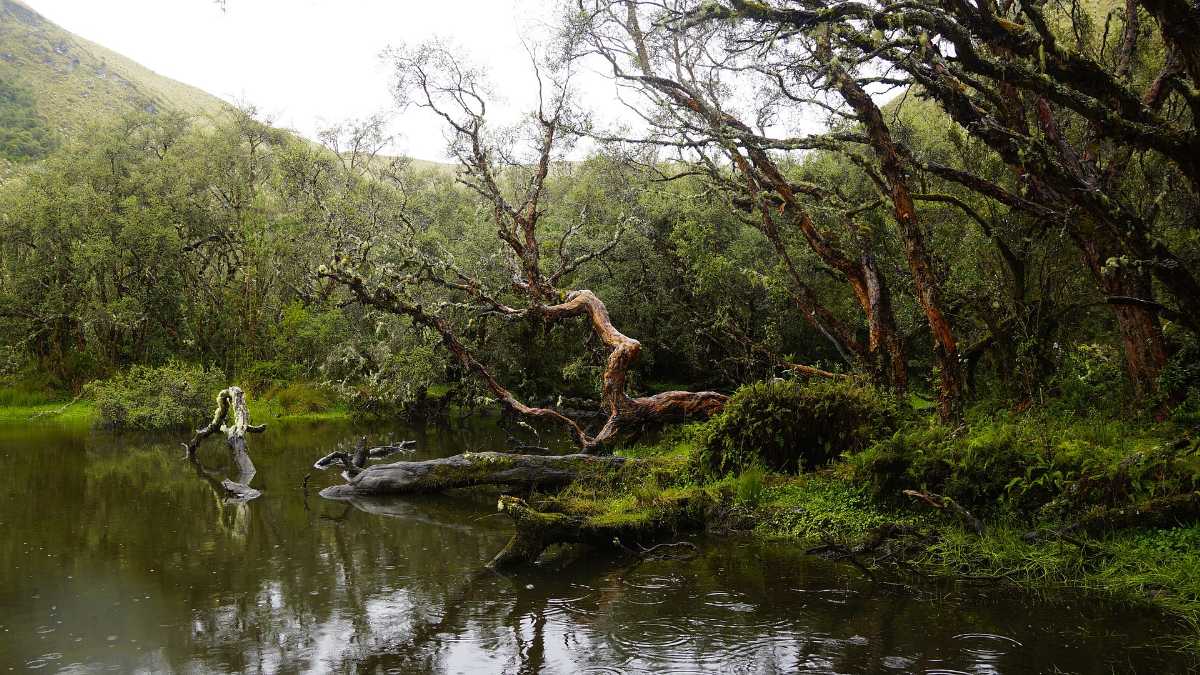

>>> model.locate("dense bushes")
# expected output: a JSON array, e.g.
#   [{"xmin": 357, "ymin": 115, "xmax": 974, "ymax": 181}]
[
  {"xmin": 87, "ymin": 362, "xmax": 225, "ymax": 431},
  {"xmin": 848, "ymin": 414, "xmax": 1200, "ymax": 520},
  {"xmin": 697, "ymin": 378, "xmax": 897, "ymax": 475}
]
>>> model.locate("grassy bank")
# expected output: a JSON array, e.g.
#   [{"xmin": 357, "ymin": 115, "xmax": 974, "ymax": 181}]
[
  {"xmin": 0, "ymin": 398, "xmax": 356, "ymax": 426},
  {"xmin": 541, "ymin": 405, "xmax": 1200, "ymax": 644}
]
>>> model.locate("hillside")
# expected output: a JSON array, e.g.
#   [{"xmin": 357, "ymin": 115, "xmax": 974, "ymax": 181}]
[{"xmin": 0, "ymin": 0, "xmax": 228, "ymax": 150}]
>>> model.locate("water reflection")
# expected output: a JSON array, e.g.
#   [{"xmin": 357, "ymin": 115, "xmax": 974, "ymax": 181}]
[{"xmin": 0, "ymin": 420, "xmax": 1193, "ymax": 673}]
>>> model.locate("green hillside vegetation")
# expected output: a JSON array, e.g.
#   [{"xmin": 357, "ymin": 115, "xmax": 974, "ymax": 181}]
[
  {"xmin": 0, "ymin": 67, "xmax": 51, "ymax": 160},
  {"xmin": 0, "ymin": 0, "xmax": 228, "ymax": 136}
]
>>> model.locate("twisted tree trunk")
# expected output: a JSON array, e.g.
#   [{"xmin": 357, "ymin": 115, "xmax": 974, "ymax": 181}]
[
  {"xmin": 182, "ymin": 386, "xmax": 266, "ymax": 499},
  {"xmin": 323, "ymin": 267, "xmax": 727, "ymax": 453}
]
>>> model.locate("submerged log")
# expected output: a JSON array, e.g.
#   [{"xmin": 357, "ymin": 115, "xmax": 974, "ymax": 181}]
[
  {"xmin": 181, "ymin": 386, "xmax": 266, "ymax": 500},
  {"xmin": 487, "ymin": 494, "xmax": 711, "ymax": 569},
  {"xmin": 318, "ymin": 452, "xmax": 629, "ymax": 499}
]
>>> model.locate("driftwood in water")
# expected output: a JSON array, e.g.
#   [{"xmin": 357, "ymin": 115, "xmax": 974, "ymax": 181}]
[
  {"xmin": 318, "ymin": 452, "xmax": 629, "ymax": 499},
  {"xmin": 188, "ymin": 456, "xmax": 263, "ymax": 501},
  {"xmin": 313, "ymin": 436, "xmax": 416, "ymax": 480},
  {"xmin": 181, "ymin": 386, "xmax": 266, "ymax": 500}
]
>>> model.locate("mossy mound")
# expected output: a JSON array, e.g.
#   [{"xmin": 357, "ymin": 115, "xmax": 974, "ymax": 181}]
[{"xmin": 697, "ymin": 378, "xmax": 897, "ymax": 476}]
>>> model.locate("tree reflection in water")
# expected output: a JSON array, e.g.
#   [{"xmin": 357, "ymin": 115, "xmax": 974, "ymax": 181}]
[{"xmin": 0, "ymin": 421, "xmax": 1193, "ymax": 673}]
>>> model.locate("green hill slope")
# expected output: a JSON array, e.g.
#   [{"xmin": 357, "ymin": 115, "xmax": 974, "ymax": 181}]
[{"xmin": 0, "ymin": 0, "xmax": 228, "ymax": 145}]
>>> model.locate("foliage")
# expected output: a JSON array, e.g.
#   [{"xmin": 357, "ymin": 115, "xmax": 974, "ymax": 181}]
[
  {"xmin": 0, "ymin": 72, "xmax": 54, "ymax": 161},
  {"xmin": 698, "ymin": 378, "xmax": 897, "ymax": 476},
  {"xmin": 1050, "ymin": 343, "xmax": 1130, "ymax": 417},
  {"xmin": 344, "ymin": 344, "xmax": 446, "ymax": 420},
  {"xmin": 849, "ymin": 411, "xmax": 1200, "ymax": 520},
  {"xmin": 86, "ymin": 361, "xmax": 225, "ymax": 431}
]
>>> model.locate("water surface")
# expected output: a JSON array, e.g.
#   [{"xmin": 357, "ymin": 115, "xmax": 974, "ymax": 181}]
[{"xmin": 0, "ymin": 420, "xmax": 1193, "ymax": 673}]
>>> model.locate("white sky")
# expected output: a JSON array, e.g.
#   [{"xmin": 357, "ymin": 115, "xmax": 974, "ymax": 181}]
[{"xmin": 24, "ymin": 0, "xmax": 594, "ymax": 161}]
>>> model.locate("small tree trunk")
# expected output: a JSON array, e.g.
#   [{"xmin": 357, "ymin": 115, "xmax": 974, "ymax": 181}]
[
  {"xmin": 1075, "ymin": 228, "xmax": 1167, "ymax": 397},
  {"xmin": 182, "ymin": 386, "xmax": 266, "ymax": 497}
]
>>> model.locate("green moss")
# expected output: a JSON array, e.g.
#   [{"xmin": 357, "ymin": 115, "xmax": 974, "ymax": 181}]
[{"xmin": 752, "ymin": 473, "xmax": 925, "ymax": 543}]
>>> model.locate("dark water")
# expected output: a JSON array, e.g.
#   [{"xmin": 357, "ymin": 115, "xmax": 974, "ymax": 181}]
[{"xmin": 0, "ymin": 420, "xmax": 1194, "ymax": 674}]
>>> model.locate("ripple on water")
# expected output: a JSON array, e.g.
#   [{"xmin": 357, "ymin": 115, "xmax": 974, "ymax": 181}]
[
  {"xmin": 952, "ymin": 632, "xmax": 1024, "ymax": 647},
  {"xmin": 619, "ymin": 574, "xmax": 688, "ymax": 606},
  {"xmin": 881, "ymin": 655, "xmax": 915, "ymax": 670},
  {"xmin": 610, "ymin": 619, "xmax": 698, "ymax": 651},
  {"xmin": 24, "ymin": 652, "xmax": 63, "ymax": 670},
  {"xmin": 951, "ymin": 632, "xmax": 1020, "ymax": 669},
  {"xmin": 702, "ymin": 590, "xmax": 756, "ymax": 613},
  {"xmin": 790, "ymin": 587, "xmax": 859, "ymax": 605}
]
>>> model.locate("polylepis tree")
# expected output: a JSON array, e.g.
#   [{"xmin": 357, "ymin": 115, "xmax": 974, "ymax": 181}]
[{"xmin": 319, "ymin": 41, "xmax": 727, "ymax": 452}]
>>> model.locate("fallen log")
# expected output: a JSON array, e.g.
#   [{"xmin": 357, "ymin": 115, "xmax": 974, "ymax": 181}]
[
  {"xmin": 1072, "ymin": 491, "xmax": 1200, "ymax": 536},
  {"xmin": 487, "ymin": 493, "xmax": 711, "ymax": 569},
  {"xmin": 319, "ymin": 451, "xmax": 629, "ymax": 499}
]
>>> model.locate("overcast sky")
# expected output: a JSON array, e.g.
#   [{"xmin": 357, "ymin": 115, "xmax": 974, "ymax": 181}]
[{"xmin": 25, "ymin": 0, "xmax": 595, "ymax": 161}]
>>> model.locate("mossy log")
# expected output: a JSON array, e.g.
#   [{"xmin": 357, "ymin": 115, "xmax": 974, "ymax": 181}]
[
  {"xmin": 487, "ymin": 493, "xmax": 711, "ymax": 569},
  {"xmin": 1074, "ymin": 492, "xmax": 1200, "ymax": 535},
  {"xmin": 318, "ymin": 452, "xmax": 630, "ymax": 499}
]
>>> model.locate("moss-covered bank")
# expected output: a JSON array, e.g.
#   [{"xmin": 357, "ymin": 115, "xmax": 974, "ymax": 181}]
[{"xmin": 517, "ymin": 380, "xmax": 1200, "ymax": 646}]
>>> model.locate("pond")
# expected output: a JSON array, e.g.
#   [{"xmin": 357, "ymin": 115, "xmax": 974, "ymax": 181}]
[{"xmin": 0, "ymin": 419, "xmax": 1194, "ymax": 673}]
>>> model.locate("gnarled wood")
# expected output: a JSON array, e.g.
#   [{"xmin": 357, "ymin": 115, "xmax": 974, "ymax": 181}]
[
  {"xmin": 313, "ymin": 436, "xmax": 416, "ymax": 480},
  {"xmin": 322, "ymin": 266, "xmax": 726, "ymax": 453},
  {"xmin": 181, "ymin": 386, "xmax": 266, "ymax": 498},
  {"xmin": 320, "ymin": 44, "xmax": 727, "ymax": 453},
  {"xmin": 318, "ymin": 451, "xmax": 630, "ymax": 499}
]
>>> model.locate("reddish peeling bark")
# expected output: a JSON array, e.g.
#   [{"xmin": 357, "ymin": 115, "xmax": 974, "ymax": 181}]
[
  {"xmin": 826, "ymin": 60, "xmax": 963, "ymax": 419},
  {"xmin": 616, "ymin": 4, "xmax": 909, "ymax": 392},
  {"xmin": 1074, "ymin": 224, "xmax": 1168, "ymax": 397}
]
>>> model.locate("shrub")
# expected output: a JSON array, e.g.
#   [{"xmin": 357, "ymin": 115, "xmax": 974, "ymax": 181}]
[
  {"xmin": 267, "ymin": 382, "xmax": 333, "ymax": 415},
  {"xmin": 698, "ymin": 378, "xmax": 897, "ymax": 476},
  {"xmin": 87, "ymin": 362, "xmax": 225, "ymax": 431},
  {"xmin": 240, "ymin": 360, "xmax": 300, "ymax": 396},
  {"xmin": 1051, "ymin": 343, "xmax": 1128, "ymax": 417},
  {"xmin": 848, "ymin": 414, "xmax": 1200, "ymax": 519}
]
